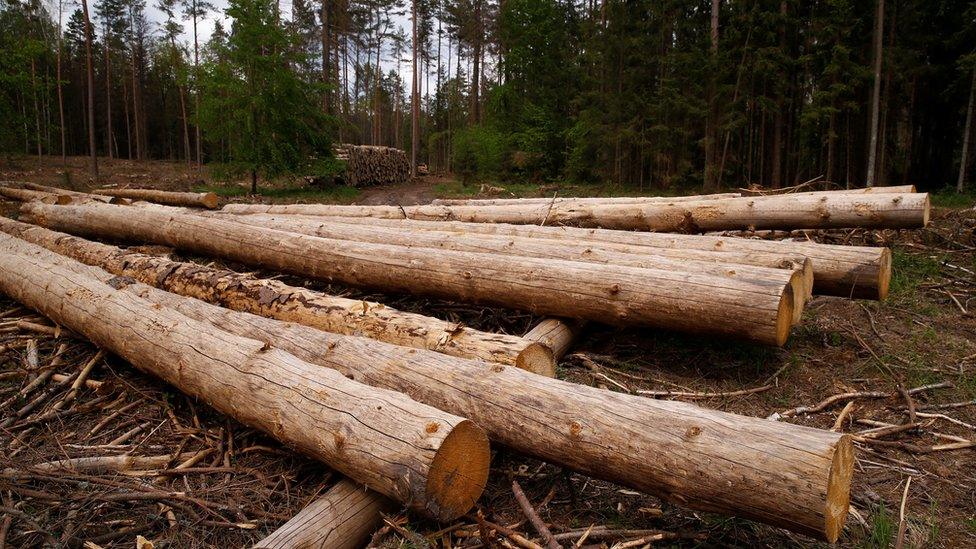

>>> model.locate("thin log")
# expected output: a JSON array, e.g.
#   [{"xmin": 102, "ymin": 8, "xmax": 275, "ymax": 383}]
[
  {"xmin": 0, "ymin": 187, "xmax": 71, "ymax": 205},
  {"xmin": 291, "ymin": 216, "xmax": 890, "ymax": 300},
  {"xmin": 0, "ymin": 218, "xmax": 555, "ymax": 375},
  {"xmin": 0, "ymin": 236, "xmax": 490, "ymax": 521},
  {"xmin": 7, "ymin": 239, "xmax": 849, "ymax": 541},
  {"xmin": 430, "ymin": 192, "xmax": 742, "ymax": 206},
  {"xmin": 94, "ymin": 188, "xmax": 219, "ymax": 209},
  {"xmin": 254, "ymin": 479, "xmax": 395, "ymax": 549},
  {"xmin": 22, "ymin": 202, "xmax": 796, "ymax": 345},
  {"xmin": 19, "ymin": 182, "xmax": 121, "ymax": 204},
  {"xmin": 221, "ymin": 193, "xmax": 930, "ymax": 232},
  {"xmin": 739, "ymin": 185, "xmax": 917, "ymax": 196}
]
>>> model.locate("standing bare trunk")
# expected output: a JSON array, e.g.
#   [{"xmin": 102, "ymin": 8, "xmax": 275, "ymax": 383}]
[
  {"xmin": 56, "ymin": 0, "xmax": 67, "ymax": 164},
  {"xmin": 957, "ymin": 65, "xmax": 976, "ymax": 192},
  {"xmin": 771, "ymin": 0, "xmax": 786, "ymax": 189},
  {"xmin": 703, "ymin": 0, "xmax": 719, "ymax": 191},
  {"xmin": 130, "ymin": 24, "xmax": 143, "ymax": 161},
  {"xmin": 865, "ymin": 0, "xmax": 885, "ymax": 187},
  {"xmin": 193, "ymin": 6, "xmax": 202, "ymax": 166},
  {"xmin": 81, "ymin": 0, "xmax": 98, "ymax": 177},
  {"xmin": 410, "ymin": 0, "xmax": 419, "ymax": 177},
  {"xmin": 321, "ymin": 0, "xmax": 331, "ymax": 114},
  {"xmin": 104, "ymin": 30, "xmax": 114, "ymax": 160},
  {"xmin": 469, "ymin": 2, "xmax": 482, "ymax": 125},
  {"xmin": 30, "ymin": 59, "xmax": 42, "ymax": 158}
]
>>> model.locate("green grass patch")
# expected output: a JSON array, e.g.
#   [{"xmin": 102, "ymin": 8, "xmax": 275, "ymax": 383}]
[
  {"xmin": 889, "ymin": 250, "xmax": 944, "ymax": 303},
  {"xmin": 860, "ymin": 504, "xmax": 895, "ymax": 549},
  {"xmin": 966, "ymin": 516, "xmax": 976, "ymax": 533},
  {"xmin": 930, "ymin": 189, "xmax": 976, "ymax": 208}
]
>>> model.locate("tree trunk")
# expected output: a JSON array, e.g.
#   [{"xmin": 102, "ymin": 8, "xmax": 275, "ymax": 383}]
[
  {"xmin": 957, "ymin": 65, "xmax": 976, "ymax": 192},
  {"xmin": 289, "ymin": 215, "xmax": 893, "ymax": 300},
  {"xmin": 523, "ymin": 318, "xmax": 585, "ymax": 360},
  {"xmin": 81, "ymin": 0, "xmax": 98, "ymax": 177},
  {"xmin": 0, "ymin": 217, "xmax": 554, "ymax": 374},
  {"xmin": 22, "ymin": 202, "xmax": 795, "ymax": 346},
  {"xmin": 0, "ymin": 187, "xmax": 71, "ymax": 205},
  {"xmin": 222, "ymin": 192, "xmax": 930, "ymax": 232},
  {"xmin": 431, "ymin": 193, "xmax": 741, "ymax": 206},
  {"xmin": 208, "ymin": 211, "xmax": 810, "ymax": 323},
  {"xmin": 193, "ymin": 9, "xmax": 202, "ymax": 166},
  {"xmin": 254, "ymin": 479, "xmax": 393, "ymax": 549},
  {"xmin": 93, "ymin": 188, "xmax": 219, "ymax": 208},
  {"xmin": 131, "ymin": 34, "xmax": 143, "ymax": 161},
  {"xmin": 104, "ymin": 30, "xmax": 113, "ymax": 160},
  {"xmin": 865, "ymin": 0, "xmax": 885, "ymax": 187},
  {"xmin": 703, "ymin": 0, "xmax": 719, "ymax": 191},
  {"xmin": 30, "ymin": 59, "xmax": 43, "ymax": 158},
  {"xmin": 469, "ymin": 0, "xmax": 482, "ymax": 124},
  {"xmin": 0, "ymin": 233, "xmax": 490, "ymax": 522},
  {"xmin": 20, "ymin": 183, "xmax": 116, "ymax": 203},
  {"xmin": 410, "ymin": 0, "xmax": 419, "ymax": 178},
  {"xmin": 5, "ymin": 233, "xmax": 849, "ymax": 541},
  {"xmin": 321, "ymin": 0, "xmax": 331, "ymax": 114}
]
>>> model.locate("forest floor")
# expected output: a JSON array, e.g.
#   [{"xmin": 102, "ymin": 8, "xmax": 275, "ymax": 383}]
[{"xmin": 1, "ymin": 155, "xmax": 975, "ymax": 548}]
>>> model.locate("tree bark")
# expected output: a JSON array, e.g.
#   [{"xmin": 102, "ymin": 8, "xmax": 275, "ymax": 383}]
[
  {"xmin": 19, "ymin": 183, "xmax": 117, "ymax": 203},
  {"xmin": 93, "ymin": 188, "xmax": 219, "ymax": 209},
  {"xmin": 292, "ymin": 215, "xmax": 892, "ymax": 300},
  {"xmin": 22, "ymin": 202, "xmax": 795, "ymax": 345},
  {"xmin": 204, "ymin": 211, "xmax": 810, "ymax": 323},
  {"xmin": 0, "ymin": 217, "xmax": 555, "ymax": 374},
  {"xmin": 0, "ymin": 234, "xmax": 490, "ymax": 521},
  {"xmin": 222, "ymin": 192, "xmax": 930, "ymax": 232},
  {"xmin": 957, "ymin": 65, "xmax": 975, "ymax": 192},
  {"xmin": 431, "ymin": 193, "xmax": 741, "ymax": 206},
  {"xmin": 56, "ymin": 0, "xmax": 66, "ymax": 164},
  {"xmin": 0, "ymin": 187, "xmax": 72, "ymax": 205},
  {"xmin": 410, "ymin": 0, "xmax": 419, "ymax": 178},
  {"xmin": 523, "ymin": 318, "xmax": 585, "ymax": 361},
  {"xmin": 254, "ymin": 479, "xmax": 394, "ymax": 549},
  {"xmin": 80, "ymin": 0, "xmax": 98, "ymax": 177},
  {"xmin": 6, "ymin": 232, "xmax": 852, "ymax": 541},
  {"xmin": 104, "ymin": 27, "xmax": 113, "ymax": 160},
  {"xmin": 865, "ymin": 0, "xmax": 885, "ymax": 187}
]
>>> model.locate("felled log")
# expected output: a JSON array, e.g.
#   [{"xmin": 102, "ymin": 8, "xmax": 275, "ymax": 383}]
[
  {"xmin": 254, "ymin": 479, "xmax": 394, "ymax": 549},
  {"xmin": 0, "ymin": 186, "xmax": 71, "ymax": 204},
  {"xmin": 222, "ymin": 193, "xmax": 930, "ymax": 232},
  {"xmin": 20, "ymin": 182, "xmax": 121, "ymax": 203},
  {"xmin": 0, "ymin": 235, "xmax": 490, "ymax": 521},
  {"xmin": 740, "ymin": 184, "xmax": 917, "ymax": 196},
  {"xmin": 523, "ymin": 318, "xmax": 586, "ymax": 360},
  {"xmin": 302, "ymin": 216, "xmax": 891, "ymax": 300},
  {"xmin": 7, "ymin": 235, "xmax": 853, "ymax": 541},
  {"xmin": 22, "ymin": 202, "xmax": 796, "ymax": 345},
  {"xmin": 430, "ymin": 192, "xmax": 742, "ymax": 206},
  {"xmin": 94, "ymin": 188, "xmax": 219, "ymax": 209},
  {"xmin": 203, "ymin": 212, "xmax": 811, "ymax": 322},
  {"xmin": 0, "ymin": 217, "xmax": 555, "ymax": 374}
]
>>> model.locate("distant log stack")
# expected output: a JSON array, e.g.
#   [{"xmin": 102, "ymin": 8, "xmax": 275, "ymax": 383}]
[
  {"xmin": 94, "ymin": 188, "xmax": 219, "ymax": 209},
  {"xmin": 335, "ymin": 144, "xmax": 410, "ymax": 187}
]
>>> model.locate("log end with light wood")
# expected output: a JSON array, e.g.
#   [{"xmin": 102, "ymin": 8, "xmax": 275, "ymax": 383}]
[
  {"xmin": 425, "ymin": 419, "xmax": 491, "ymax": 519},
  {"xmin": 824, "ymin": 434, "xmax": 855, "ymax": 542},
  {"xmin": 522, "ymin": 317, "xmax": 586, "ymax": 361},
  {"xmin": 514, "ymin": 342, "xmax": 557, "ymax": 377}
]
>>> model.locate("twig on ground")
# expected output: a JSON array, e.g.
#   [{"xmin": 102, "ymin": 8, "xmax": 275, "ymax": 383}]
[
  {"xmin": 512, "ymin": 480, "xmax": 560, "ymax": 549},
  {"xmin": 894, "ymin": 476, "xmax": 912, "ymax": 549}
]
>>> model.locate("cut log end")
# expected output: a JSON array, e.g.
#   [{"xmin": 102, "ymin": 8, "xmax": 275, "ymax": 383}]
[
  {"xmin": 921, "ymin": 194, "xmax": 931, "ymax": 227},
  {"xmin": 775, "ymin": 287, "xmax": 795, "ymax": 347},
  {"xmin": 824, "ymin": 434, "xmax": 854, "ymax": 543},
  {"xmin": 515, "ymin": 342, "xmax": 557, "ymax": 377},
  {"xmin": 877, "ymin": 249, "xmax": 893, "ymax": 301},
  {"xmin": 202, "ymin": 192, "xmax": 219, "ymax": 209},
  {"xmin": 425, "ymin": 419, "xmax": 491, "ymax": 521},
  {"xmin": 799, "ymin": 258, "xmax": 815, "ymax": 299}
]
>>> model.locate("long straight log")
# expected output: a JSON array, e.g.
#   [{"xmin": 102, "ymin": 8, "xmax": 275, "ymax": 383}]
[
  {"xmin": 6, "ymin": 234, "xmax": 852, "ymax": 541},
  {"xmin": 0, "ymin": 218, "xmax": 554, "ymax": 374},
  {"xmin": 430, "ymin": 192, "xmax": 742, "ymax": 206},
  {"xmin": 220, "ymin": 193, "xmax": 930, "ymax": 232},
  {"xmin": 201, "ymin": 212, "xmax": 810, "ymax": 323},
  {"xmin": 22, "ymin": 202, "xmax": 796, "ymax": 345},
  {"xmin": 740, "ymin": 184, "xmax": 917, "ymax": 196},
  {"xmin": 0, "ymin": 236, "xmax": 490, "ymax": 521},
  {"xmin": 294, "ymin": 216, "xmax": 892, "ymax": 300},
  {"xmin": 0, "ymin": 187, "xmax": 71, "ymax": 204},
  {"xmin": 94, "ymin": 188, "xmax": 219, "ymax": 209}
]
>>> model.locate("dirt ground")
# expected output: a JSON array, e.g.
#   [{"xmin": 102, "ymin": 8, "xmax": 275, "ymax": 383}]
[{"xmin": 1, "ymin": 156, "xmax": 975, "ymax": 548}]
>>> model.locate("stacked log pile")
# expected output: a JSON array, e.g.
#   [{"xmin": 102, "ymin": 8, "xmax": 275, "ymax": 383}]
[
  {"xmin": 2, "ymin": 184, "xmax": 937, "ymax": 545},
  {"xmin": 335, "ymin": 143, "xmax": 410, "ymax": 187}
]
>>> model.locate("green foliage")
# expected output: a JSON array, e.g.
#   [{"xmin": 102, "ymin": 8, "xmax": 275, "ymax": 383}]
[
  {"xmin": 931, "ymin": 189, "xmax": 976, "ymax": 208},
  {"xmin": 451, "ymin": 125, "xmax": 508, "ymax": 180},
  {"xmin": 890, "ymin": 251, "xmax": 945, "ymax": 299},
  {"xmin": 860, "ymin": 504, "xmax": 895, "ymax": 549},
  {"xmin": 196, "ymin": 0, "xmax": 333, "ymax": 192}
]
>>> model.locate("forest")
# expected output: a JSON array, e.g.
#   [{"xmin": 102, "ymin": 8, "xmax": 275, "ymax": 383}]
[{"xmin": 2, "ymin": 0, "xmax": 975, "ymax": 191}]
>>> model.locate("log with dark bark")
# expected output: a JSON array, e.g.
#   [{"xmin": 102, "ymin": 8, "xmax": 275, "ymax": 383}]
[
  {"xmin": 293, "ymin": 216, "xmax": 891, "ymax": 300},
  {"xmin": 222, "ymin": 192, "xmax": 929, "ymax": 232},
  {"xmin": 0, "ymin": 234, "xmax": 490, "ymax": 521},
  {"xmin": 22, "ymin": 202, "xmax": 796, "ymax": 345},
  {"xmin": 2, "ymin": 232, "xmax": 853, "ymax": 541},
  {"xmin": 94, "ymin": 188, "xmax": 219, "ymax": 209},
  {"xmin": 0, "ymin": 217, "xmax": 555, "ymax": 374}
]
